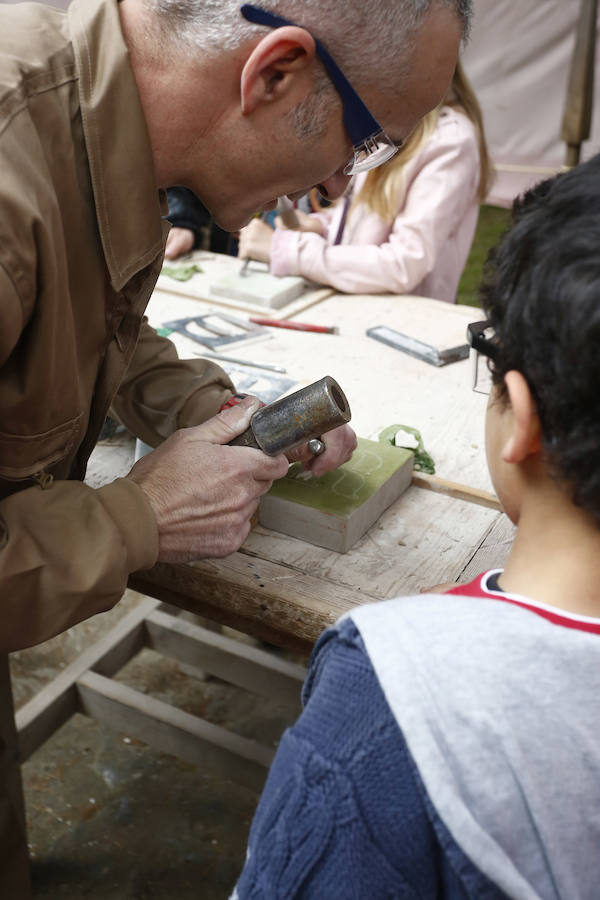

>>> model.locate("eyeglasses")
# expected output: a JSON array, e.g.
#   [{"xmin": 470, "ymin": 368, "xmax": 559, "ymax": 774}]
[
  {"xmin": 240, "ymin": 4, "xmax": 400, "ymax": 174},
  {"xmin": 467, "ymin": 320, "xmax": 498, "ymax": 395}
]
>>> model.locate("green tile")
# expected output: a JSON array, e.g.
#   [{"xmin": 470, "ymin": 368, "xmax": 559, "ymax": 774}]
[{"xmin": 268, "ymin": 437, "xmax": 413, "ymax": 519}]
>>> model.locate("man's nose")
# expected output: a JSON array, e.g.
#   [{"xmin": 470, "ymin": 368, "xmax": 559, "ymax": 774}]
[{"xmin": 317, "ymin": 169, "xmax": 352, "ymax": 202}]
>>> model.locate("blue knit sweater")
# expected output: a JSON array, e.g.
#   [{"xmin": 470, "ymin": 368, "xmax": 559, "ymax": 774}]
[
  {"xmin": 233, "ymin": 617, "xmax": 505, "ymax": 899},
  {"xmin": 234, "ymin": 573, "xmax": 600, "ymax": 899}
]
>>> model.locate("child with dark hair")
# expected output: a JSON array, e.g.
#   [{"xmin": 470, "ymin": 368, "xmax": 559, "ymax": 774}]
[
  {"xmin": 232, "ymin": 153, "xmax": 600, "ymax": 899},
  {"xmin": 479, "ymin": 159, "xmax": 600, "ymax": 536}
]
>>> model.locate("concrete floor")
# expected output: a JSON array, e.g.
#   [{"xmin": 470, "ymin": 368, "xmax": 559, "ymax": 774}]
[{"xmin": 10, "ymin": 591, "xmax": 304, "ymax": 899}]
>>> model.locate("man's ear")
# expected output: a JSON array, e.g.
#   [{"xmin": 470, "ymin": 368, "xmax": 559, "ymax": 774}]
[
  {"xmin": 501, "ymin": 370, "xmax": 542, "ymax": 464},
  {"xmin": 240, "ymin": 26, "xmax": 316, "ymax": 115}
]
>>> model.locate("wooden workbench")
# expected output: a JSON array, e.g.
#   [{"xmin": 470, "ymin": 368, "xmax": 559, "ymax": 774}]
[{"xmin": 90, "ymin": 281, "xmax": 515, "ymax": 653}]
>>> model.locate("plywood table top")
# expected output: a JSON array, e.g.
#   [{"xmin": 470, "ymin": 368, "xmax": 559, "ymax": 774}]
[{"xmin": 89, "ymin": 290, "xmax": 514, "ymax": 653}]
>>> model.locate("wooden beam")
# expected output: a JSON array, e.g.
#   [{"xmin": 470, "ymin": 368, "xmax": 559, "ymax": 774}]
[
  {"xmin": 562, "ymin": 0, "xmax": 598, "ymax": 166},
  {"xmin": 77, "ymin": 671, "xmax": 273, "ymax": 793},
  {"xmin": 16, "ymin": 598, "xmax": 158, "ymax": 761},
  {"xmin": 144, "ymin": 609, "xmax": 305, "ymax": 708},
  {"xmin": 412, "ymin": 472, "xmax": 501, "ymax": 512},
  {"xmin": 0, "ymin": 655, "xmax": 31, "ymax": 898},
  {"xmin": 130, "ymin": 553, "xmax": 377, "ymax": 654}
]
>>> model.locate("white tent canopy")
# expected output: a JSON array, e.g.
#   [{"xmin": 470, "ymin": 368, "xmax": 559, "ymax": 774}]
[
  {"xmin": 463, "ymin": 0, "xmax": 599, "ymax": 206},
  {"xmin": 2, "ymin": 0, "xmax": 598, "ymax": 208}
]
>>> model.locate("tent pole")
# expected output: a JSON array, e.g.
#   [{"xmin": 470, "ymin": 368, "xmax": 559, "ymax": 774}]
[{"xmin": 561, "ymin": 0, "xmax": 598, "ymax": 167}]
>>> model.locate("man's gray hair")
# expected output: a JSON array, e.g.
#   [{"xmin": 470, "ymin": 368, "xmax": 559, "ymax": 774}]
[{"xmin": 148, "ymin": 0, "xmax": 471, "ymax": 93}]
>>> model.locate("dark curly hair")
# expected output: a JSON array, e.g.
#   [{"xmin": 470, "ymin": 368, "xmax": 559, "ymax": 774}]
[{"xmin": 479, "ymin": 152, "xmax": 600, "ymax": 522}]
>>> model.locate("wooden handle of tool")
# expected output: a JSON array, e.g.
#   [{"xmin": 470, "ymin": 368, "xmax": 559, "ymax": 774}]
[
  {"xmin": 276, "ymin": 197, "xmax": 300, "ymax": 229},
  {"xmin": 412, "ymin": 472, "xmax": 501, "ymax": 511}
]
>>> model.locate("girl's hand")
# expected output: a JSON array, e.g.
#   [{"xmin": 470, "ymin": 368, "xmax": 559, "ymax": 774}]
[{"xmin": 238, "ymin": 219, "xmax": 274, "ymax": 264}]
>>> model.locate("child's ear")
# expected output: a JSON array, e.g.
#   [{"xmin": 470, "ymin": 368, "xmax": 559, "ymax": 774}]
[
  {"xmin": 240, "ymin": 26, "xmax": 316, "ymax": 115},
  {"xmin": 502, "ymin": 370, "xmax": 542, "ymax": 464}
]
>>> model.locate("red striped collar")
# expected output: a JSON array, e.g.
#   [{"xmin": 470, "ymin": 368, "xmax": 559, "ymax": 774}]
[{"xmin": 448, "ymin": 570, "xmax": 600, "ymax": 635}]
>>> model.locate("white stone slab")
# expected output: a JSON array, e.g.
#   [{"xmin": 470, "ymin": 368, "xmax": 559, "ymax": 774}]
[{"xmin": 210, "ymin": 270, "xmax": 306, "ymax": 309}]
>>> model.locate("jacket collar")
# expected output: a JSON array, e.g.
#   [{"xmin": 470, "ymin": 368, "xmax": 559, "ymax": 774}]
[{"xmin": 68, "ymin": 0, "xmax": 167, "ymax": 292}]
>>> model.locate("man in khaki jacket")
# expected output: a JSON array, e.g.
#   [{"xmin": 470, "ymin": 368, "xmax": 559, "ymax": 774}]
[{"xmin": 0, "ymin": 0, "xmax": 467, "ymax": 892}]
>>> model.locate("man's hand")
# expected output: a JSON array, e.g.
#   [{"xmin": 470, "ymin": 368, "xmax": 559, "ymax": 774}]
[
  {"xmin": 286, "ymin": 424, "xmax": 357, "ymax": 478},
  {"xmin": 237, "ymin": 219, "xmax": 274, "ymax": 264},
  {"xmin": 127, "ymin": 397, "xmax": 289, "ymax": 563},
  {"xmin": 165, "ymin": 226, "xmax": 195, "ymax": 259}
]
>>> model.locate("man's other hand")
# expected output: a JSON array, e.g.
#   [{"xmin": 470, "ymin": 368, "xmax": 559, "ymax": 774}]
[
  {"xmin": 285, "ymin": 424, "xmax": 357, "ymax": 478},
  {"xmin": 127, "ymin": 397, "xmax": 288, "ymax": 562}
]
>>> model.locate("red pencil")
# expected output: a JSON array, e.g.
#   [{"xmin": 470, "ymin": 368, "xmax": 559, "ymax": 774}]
[{"xmin": 249, "ymin": 317, "xmax": 338, "ymax": 334}]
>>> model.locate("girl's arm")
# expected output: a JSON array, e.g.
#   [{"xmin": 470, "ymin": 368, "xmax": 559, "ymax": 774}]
[{"xmin": 270, "ymin": 113, "xmax": 480, "ymax": 297}]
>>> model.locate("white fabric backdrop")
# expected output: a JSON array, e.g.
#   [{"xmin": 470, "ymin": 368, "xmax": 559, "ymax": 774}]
[
  {"xmin": 463, "ymin": 0, "xmax": 600, "ymax": 205},
  {"xmin": 2, "ymin": 0, "xmax": 598, "ymax": 206}
]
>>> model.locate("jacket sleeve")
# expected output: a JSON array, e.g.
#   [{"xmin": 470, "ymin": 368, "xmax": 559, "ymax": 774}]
[
  {"xmin": 0, "ymin": 477, "xmax": 158, "ymax": 652},
  {"xmin": 269, "ymin": 114, "xmax": 480, "ymax": 295},
  {"xmin": 111, "ymin": 319, "xmax": 236, "ymax": 447},
  {"xmin": 0, "ymin": 263, "xmax": 161, "ymax": 653}
]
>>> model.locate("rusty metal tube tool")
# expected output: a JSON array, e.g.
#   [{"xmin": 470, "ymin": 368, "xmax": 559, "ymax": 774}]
[{"xmin": 228, "ymin": 375, "xmax": 351, "ymax": 456}]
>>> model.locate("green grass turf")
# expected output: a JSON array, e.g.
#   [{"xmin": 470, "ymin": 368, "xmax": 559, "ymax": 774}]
[{"xmin": 457, "ymin": 204, "xmax": 512, "ymax": 307}]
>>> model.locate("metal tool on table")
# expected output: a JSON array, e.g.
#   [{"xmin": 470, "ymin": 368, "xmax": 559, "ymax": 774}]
[
  {"xmin": 193, "ymin": 349, "xmax": 287, "ymax": 374},
  {"xmin": 162, "ymin": 312, "xmax": 268, "ymax": 349},
  {"xmin": 228, "ymin": 375, "xmax": 351, "ymax": 456},
  {"xmin": 366, "ymin": 324, "xmax": 469, "ymax": 367}
]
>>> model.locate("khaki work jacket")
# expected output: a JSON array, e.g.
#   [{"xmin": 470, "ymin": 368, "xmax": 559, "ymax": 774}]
[{"xmin": 0, "ymin": 0, "xmax": 234, "ymax": 653}]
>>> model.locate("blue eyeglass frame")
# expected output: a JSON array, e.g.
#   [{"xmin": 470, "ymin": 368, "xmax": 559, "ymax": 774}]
[{"xmin": 240, "ymin": 4, "xmax": 399, "ymax": 174}]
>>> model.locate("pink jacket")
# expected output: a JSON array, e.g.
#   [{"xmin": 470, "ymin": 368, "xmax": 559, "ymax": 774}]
[{"xmin": 270, "ymin": 107, "xmax": 481, "ymax": 303}]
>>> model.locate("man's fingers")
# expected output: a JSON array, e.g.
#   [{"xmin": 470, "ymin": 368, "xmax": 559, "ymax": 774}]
[
  {"xmin": 253, "ymin": 460, "xmax": 290, "ymax": 490},
  {"xmin": 297, "ymin": 424, "xmax": 357, "ymax": 478},
  {"xmin": 285, "ymin": 444, "xmax": 313, "ymax": 465},
  {"xmin": 189, "ymin": 395, "xmax": 262, "ymax": 445}
]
